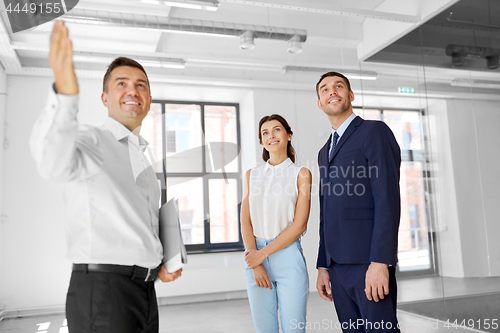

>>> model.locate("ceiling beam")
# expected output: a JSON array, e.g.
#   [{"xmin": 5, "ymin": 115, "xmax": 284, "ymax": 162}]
[
  {"xmin": 77, "ymin": 0, "xmax": 172, "ymax": 17},
  {"xmin": 218, "ymin": 0, "xmax": 419, "ymax": 23},
  {"xmin": 0, "ymin": 17, "xmax": 23, "ymax": 75}
]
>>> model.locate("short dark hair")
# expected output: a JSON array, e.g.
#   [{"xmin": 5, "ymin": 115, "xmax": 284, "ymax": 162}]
[
  {"xmin": 315, "ymin": 71, "xmax": 351, "ymax": 99},
  {"xmin": 102, "ymin": 57, "xmax": 150, "ymax": 93},
  {"xmin": 258, "ymin": 114, "xmax": 296, "ymax": 163}
]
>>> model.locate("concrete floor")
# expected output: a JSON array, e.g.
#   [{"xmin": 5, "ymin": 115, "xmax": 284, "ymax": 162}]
[
  {"xmin": 397, "ymin": 275, "xmax": 500, "ymax": 303},
  {"xmin": 3, "ymin": 275, "xmax": 500, "ymax": 332},
  {"xmin": 0, "ymin": 293, "xmax": 484, "ymax": 333}
]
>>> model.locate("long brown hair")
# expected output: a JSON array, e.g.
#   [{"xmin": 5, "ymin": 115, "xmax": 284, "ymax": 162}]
[{"xmin": 258, "ymin": 114, "xmax": 296, "ymax": 163}]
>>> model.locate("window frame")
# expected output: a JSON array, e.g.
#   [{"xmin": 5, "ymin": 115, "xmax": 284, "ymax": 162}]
[{"xmin": 153, "ymin": 99, "xmax": 244, "ymax": 254}]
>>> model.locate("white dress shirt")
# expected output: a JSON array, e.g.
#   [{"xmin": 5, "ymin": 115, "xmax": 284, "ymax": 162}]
[
  {"xmin": 30, "ymin": 87, "xmax": 163, "ymax": 269},
  {"xmin": 249, "ymin": 158, "xmax": 303, "ymax": 239}
]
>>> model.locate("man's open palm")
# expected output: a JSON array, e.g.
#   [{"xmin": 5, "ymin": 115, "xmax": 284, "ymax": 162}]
[{"xmin": 49, "ymin": 20, "xmax": 78, "ymax": 95}]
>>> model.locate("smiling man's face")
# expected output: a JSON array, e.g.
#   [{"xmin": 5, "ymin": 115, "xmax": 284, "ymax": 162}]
[
  {"xmin": 101, "ymin": 66, "xmax": 152, "ymax": 131},
  {"xmin": 317, "ymin": 75, "xmax": 354, "ymax": 118}
]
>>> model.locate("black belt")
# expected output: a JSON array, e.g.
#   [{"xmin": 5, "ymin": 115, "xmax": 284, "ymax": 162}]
[{"xmin": 72, "ymin": 263, "xmax": 160, "ymax": 282}]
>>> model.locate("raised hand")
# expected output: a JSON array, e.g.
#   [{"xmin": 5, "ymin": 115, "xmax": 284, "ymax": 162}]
[{"xmin": 49, "ymin": 20, "xmax": 78, "ymax": 95}]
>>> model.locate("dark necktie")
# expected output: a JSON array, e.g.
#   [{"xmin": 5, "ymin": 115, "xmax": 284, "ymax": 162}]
[{"xmin": 329, "ymin": 132, "xmax": 339, "ymax": 162}]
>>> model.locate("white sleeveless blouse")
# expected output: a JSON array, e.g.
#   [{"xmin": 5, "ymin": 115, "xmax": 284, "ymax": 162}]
[{"xmin": 249, "ymin": 158, "xmax": 303, "ymax": 239}]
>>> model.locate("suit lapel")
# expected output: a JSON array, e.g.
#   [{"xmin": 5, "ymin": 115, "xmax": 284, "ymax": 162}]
[
  {"xmin": 329, "ymin": 116, "xmax": 363, "ymax": 164},
  {"xmin": 319, "ymin": 135, "xmax": 331, "ymax": 168}
]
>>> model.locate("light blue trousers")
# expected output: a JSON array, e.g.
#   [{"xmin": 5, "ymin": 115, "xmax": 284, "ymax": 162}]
[{"xmin": 245, "ymin": 238, "xmax": 309, "ymax": 333}]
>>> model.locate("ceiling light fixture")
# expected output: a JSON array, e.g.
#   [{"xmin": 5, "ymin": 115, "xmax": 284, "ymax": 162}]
[
  {"xmin": 140, "ymin": 0, "xmax": 219, "ymax": 11},
  {"xmin": 287, "ymin": 35, "xmax": 302, "ymax": 54},
  {"xmin": 283, "ymin": 66, "xmax": 378, "ymax": 80},
  {"xmin": 451, "ymin": 78, "xmax": 500, "ymax": 89},
  {"xmin": 73, "ymin": 53, "xmax": 186, "ymax": 69},
  {"xmin": 239, "ymin": 31, "xmax": 255, "ymax": 50},
  {"xmin": 140, "ymin": 59, "xmax": 186, "ymax": 69}
]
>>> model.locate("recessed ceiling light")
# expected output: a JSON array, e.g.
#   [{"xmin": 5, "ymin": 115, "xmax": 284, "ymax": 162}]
[
  {"xmin": 140, "ymin": 0, "xmax": 219, "ymax": 11},
  {"xmin": 73, "ymin": 54, "xmax": 186, "ymax": 69},
  {"xmin": 282, "ymin": 66, "xmax": 378, "ymax": 80}
]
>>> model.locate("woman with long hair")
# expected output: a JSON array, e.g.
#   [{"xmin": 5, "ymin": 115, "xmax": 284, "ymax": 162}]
[{"xmin": 241, "ymin": 114, "xmax": 312, "ymax": 333}]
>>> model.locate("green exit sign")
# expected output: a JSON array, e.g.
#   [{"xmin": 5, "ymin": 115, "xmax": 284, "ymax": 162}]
[{"xmin": 399, "ymin": 87, "xmax": 415, "ymax": 94}]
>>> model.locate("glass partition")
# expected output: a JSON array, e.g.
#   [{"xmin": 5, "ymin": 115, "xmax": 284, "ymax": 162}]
[{"xmin": 352, "ymin": 2, "xmax": 500, "ymax": 330}]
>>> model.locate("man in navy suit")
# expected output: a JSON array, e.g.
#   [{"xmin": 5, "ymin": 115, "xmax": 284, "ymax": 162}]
[{"xmin": 315, "ymin": 72, "xmax": 401, "ymax": 332}]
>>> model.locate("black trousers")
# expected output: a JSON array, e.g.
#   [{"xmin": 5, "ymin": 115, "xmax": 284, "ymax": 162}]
[
  {"xmin": 66, "ymin": 270, "xmax": 159, "ymax": 333},
  {"xmin": 328, "ymin": 263, "xmax": 400, "ymax": 333}
]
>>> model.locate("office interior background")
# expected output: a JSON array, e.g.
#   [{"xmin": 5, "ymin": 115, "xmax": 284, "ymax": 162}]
[{"xmin": 0, "ymin": 0, "xmax": 500, "ymax": 332}]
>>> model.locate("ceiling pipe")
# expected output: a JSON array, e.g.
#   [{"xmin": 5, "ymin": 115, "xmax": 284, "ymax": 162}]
[
  {"xmin": 447, "ymin": 12, "xmax": 500, "ymax": 32},
  {"xmin": 445, "ymin": 44, "xmax": 500, "ymax": 69},
  {"xmin": 62, "ymin": 9, "xmax": 307, "ymax": 43}
]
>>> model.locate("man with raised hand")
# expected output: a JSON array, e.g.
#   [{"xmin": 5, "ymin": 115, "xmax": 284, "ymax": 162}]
[{"xmin": 30, "ymin": 20, "xmax": 182, "ymax": 333}]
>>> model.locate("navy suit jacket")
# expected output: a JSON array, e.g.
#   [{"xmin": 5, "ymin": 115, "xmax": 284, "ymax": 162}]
[{"xmin": 316, "ymin": 116, "xmax": 401, "ymax": 268}]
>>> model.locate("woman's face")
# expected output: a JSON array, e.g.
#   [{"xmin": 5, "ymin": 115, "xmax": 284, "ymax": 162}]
[{"xmin": 260, "ymin": 119, "xmax": 292, "ymax": 155}]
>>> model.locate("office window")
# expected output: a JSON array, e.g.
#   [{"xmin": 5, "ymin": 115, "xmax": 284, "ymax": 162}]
[
  {"xmin": 142, "ymin": 101, "xmax": 243, "ymax": 253},
  {"xmin": 355, "ymin": 108, "xmax": 433, "ymax": 274}
]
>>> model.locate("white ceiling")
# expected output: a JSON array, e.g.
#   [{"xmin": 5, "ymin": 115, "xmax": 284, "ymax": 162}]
[{"xmin": 2, "ymin": 0, "xmax": 499, "ymax": 98}]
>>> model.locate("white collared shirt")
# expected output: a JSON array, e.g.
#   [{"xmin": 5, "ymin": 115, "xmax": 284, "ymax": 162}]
[
  {"xmin": 30, "ymin": 87, "xmax": 163, "ymax": 268},
  {"xmin": 329, "ymin": 112, "xmax": 357, "ymax": 155},
  {"xmin": 249, "ymin": 158, "xmax": 303, "ymax": 239}
]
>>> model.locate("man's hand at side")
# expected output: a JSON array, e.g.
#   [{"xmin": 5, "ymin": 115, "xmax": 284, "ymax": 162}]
[
  {"xmin": 365, "ymin": 262, "xmax": 389, "ymax": 302},
  {"xmin": 316, "ymin": 268, "xmax": 333, "ymax": 302},
  {"xmin": 49, "ymin": 20, "xmax": 79, "ymax": 95},
  {"xmin": 158, "ymin": 266, "xmax": 182, "ymax": 282}
]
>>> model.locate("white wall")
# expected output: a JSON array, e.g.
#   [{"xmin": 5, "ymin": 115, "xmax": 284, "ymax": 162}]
[
  {"xmin": 447, "ymin": 99, "xmax": 489, "ymax": 277},
  {"xmin": 426, "ymin": 99, "xmax": 465, "ymax": 278},
  {"xmin": 2, "ymin": 76, "xmax": 72, "ymax": 312},
  {"xmin": 0, "ymin": 64, "xmax": 7, "ymax": 315},
  {"xmin": 446, "ymin": 99, "xmax": 500, "ymax": 277},
  {"xmin": 239, "ymin": 91, "xmax": 257, "ymax": 172},
  {"xmin": 401, "ymin": 96, "xmax": 500, "ymax": 279},
  {"xmin": 427, "ymin": 97, "xmax": 500, "ymax": 278},
  {"xmin": 473, "ymin": 100, "xmax": 500, "ymax": 277}
]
